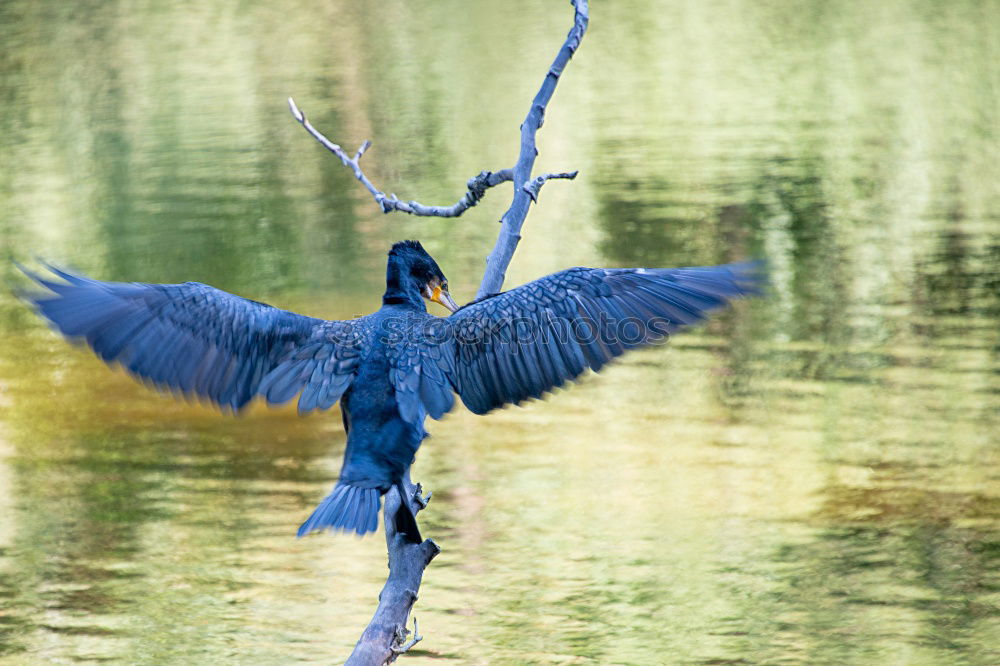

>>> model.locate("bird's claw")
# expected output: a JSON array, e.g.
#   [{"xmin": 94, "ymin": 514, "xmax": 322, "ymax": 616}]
[{"xmin": 412, "ymin": 484, "xmax": 432, "ymax": 509}]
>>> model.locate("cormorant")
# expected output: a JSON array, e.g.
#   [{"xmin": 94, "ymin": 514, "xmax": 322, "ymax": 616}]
[{"xmin": 17, "ymin": 241, "xmax": 760, "ymax": 539}]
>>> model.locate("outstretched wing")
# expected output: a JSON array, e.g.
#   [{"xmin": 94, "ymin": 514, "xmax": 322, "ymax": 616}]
[
  {"xmin": 18, "ymin": 263, "xmax": 363, "ymax": 412},
  {"xmin": 444, "ymin": 263, "xmax": 761, "ymax": 415}
]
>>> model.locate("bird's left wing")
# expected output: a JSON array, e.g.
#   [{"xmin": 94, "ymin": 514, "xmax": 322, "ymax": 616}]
[
  {"xmin": 18, "ymin": 263, "xmax": 363, "ymax": 412},
  {"xmin": 441, "ymin": 263, "xmax": 761, "ymax": 415}
]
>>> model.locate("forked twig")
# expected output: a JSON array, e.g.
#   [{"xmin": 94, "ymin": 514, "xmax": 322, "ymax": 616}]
[{"xmin": 290, "ymin": 99, "xmax": 560, "ymax": 218}]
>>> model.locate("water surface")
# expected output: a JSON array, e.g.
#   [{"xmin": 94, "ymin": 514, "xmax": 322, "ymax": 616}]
[{"xmin": 1, "ymin": 0, "xmax": 998, "ymax": 663}]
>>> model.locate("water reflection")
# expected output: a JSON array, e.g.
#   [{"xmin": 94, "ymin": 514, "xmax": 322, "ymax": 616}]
[{"xmin": 1, "ymin": 0, "xmax": 998, "ymax": 663}]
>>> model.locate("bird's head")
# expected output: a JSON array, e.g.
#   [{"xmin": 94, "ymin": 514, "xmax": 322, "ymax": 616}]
[{"xmin": 387, "ymin": 240, "xmax": 458, "ymax": 313}]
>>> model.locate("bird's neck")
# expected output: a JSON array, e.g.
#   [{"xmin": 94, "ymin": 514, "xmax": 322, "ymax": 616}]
[{"xmin": 382, "ymin": 258, "xmax": 426, "ymax": 311}]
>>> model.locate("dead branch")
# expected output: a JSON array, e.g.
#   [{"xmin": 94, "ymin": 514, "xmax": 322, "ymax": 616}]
[
  {"xmin": 345, "ymin": 476, "xmax": 439, "ymax": 666},
  {"xmin": 477, "ymin": 0, "xmax": 589, "ymax": 298},
  {"xmin": 289, "ymin": 99, "xmax": 517, "ymax": 218},
  {"xmin": 291, "ymin": 1, "xmax": 590, "ymax": 662}
]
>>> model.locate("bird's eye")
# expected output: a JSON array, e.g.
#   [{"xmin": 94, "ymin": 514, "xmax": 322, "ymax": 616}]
[{"xmin": 442, "ymin": 282, "xmax": 449, "ymax": 291}]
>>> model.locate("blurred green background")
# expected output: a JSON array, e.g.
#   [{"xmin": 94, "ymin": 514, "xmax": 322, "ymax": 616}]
[{"xmin": 1, "ymin": 0, "xmax": 998, "ymax": 663}]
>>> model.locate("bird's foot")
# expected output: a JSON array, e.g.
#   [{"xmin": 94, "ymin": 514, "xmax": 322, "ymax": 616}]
[{"xmin": 412, "ymin": 483, "xmax": 432, "ymax": 510}]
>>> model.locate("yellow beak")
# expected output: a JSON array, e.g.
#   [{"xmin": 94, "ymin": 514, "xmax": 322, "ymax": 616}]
[{"xmin": 430, "ymin": 284, "xmax": 459, "ymax": 313}]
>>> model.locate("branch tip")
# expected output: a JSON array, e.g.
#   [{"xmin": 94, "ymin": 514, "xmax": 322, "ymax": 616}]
[
  {"xmin": 355, "ymin": 140, "xmax": 372, "ymax": 161},
  {"xmin": 522, "ymin": 170, "xmax": 580, "ymax": 202},
  {"xmin": 287, "ymin": 97, "xmax": 304, "ymax": 122}
]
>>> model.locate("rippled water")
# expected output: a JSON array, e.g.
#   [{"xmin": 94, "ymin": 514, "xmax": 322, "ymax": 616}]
[{"xmin": 1, "ymin": 1, "xmax": 998, "ymax": 664}]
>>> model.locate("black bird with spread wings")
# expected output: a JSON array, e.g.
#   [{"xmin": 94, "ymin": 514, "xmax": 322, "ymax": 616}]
[{"xmin": 18, "ymin": 241, "xmax": 760, "ymax": 538}]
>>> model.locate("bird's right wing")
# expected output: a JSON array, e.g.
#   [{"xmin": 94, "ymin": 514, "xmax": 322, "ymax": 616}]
[
  {"xmin": 18, "ymin": 263, "xmax": 363, "ymax": 412},
  {"xmin": 443, "ymin": 263, "xmax": 761, "ymax": 415}
]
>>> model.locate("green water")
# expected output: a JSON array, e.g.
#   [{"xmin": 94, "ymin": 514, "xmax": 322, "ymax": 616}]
[{"xmin": 1, "ymin": 0, "xmax": 998, "ymax": 663}]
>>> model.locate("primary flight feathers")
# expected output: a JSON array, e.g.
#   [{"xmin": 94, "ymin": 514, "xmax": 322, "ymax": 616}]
[{"xmin": 17, "ymin": 261, "xmax": 761, "ymax": 418}]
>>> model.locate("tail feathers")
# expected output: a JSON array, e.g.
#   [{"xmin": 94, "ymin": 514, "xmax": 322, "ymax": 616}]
[{"xmin": 298, "ymin": 484, "xmax": 381, "ymax": 537}]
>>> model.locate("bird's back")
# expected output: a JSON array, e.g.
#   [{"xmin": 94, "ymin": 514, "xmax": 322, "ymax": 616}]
[{"xmin": 336, "ymin": 306, "xmax": 435, "ymax": 490}]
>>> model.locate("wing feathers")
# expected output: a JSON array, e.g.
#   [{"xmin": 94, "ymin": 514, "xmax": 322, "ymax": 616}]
[
  {"xmin": 444, "ymin": 263, "xmax": 761, "ymax": 415},
  {"xmin": 18, "ymin": 264, "xmax": 362, "ymax": 412},
  {"xmin": 21, "ymin": 261, "xmax": 758, "ymax": 420}
]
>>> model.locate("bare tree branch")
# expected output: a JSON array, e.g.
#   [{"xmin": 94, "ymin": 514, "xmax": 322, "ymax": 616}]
[
  {"xmin": 345, "ymin": 475, "xmax": 439, "ymax": 666},
  {"xmin": 288, "ymin": 97, "xmax": 513, "ymax": 217},
  {"xmin": 477, "ymin": 0, "xmax": 590, "ymax": 298},
  {"xmin": 287, "ymin": 0, "xmax": 585, "ymax": 231},
  {"xmin": 291, "ymin": 2, "xmax": 589, "ymax": 661}
]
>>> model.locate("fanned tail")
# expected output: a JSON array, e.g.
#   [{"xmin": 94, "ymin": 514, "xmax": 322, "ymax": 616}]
[{"xmin": 298, "ymin": 484, "xmax": 381, "ymax": 537}]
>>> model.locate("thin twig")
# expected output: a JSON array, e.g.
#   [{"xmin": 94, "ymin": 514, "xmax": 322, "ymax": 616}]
[
  {"xmin": 477, "ymin": 0, "xmax": 589, "ymax": 298},
  {"xmin": 523, "ymin": 170, "xmax": 579, "ymax": 203},
  {"xmin": 289, "ymin": 97, "xmax": 513, "ymax": 217},
  {"xmin": 390, "ymin": 617, "xmax": 423, "ymax": 655}
]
